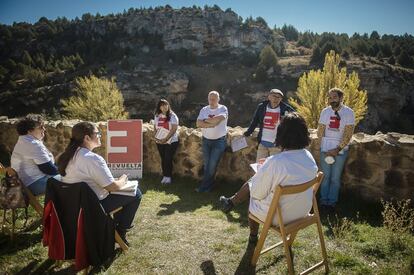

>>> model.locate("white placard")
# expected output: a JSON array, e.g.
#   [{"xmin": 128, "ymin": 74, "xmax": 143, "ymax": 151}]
[{"xmin": 231, "ymin": 136, "xmax": 248, "ymax": 152}]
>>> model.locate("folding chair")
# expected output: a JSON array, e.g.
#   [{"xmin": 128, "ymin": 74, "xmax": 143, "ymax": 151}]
[
  {"xmin": 44, "ymin": 178, "xmax": 128, "ymax": 272},
  {"xmin": 1, "ymin": 166, "xmax": 43, "ymax": 241},
  {"xmin": 249, "ymin": 171, "xmax": 328, "ymax": 275}
]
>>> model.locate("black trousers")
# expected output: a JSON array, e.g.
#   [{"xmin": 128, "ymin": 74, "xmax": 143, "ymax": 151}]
[{"xmin": 156, "ymin": 141, "xmax": 179, "ymax": 177}]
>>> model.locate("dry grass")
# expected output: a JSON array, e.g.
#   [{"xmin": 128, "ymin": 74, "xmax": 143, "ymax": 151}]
[{"xmin": 0, "ymin": 174, "xmax": 413, "ymax": 274}]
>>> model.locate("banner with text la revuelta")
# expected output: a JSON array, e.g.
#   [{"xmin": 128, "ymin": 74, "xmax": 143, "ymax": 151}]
[{"xmin": 107, "ymin": 120, "xmax": 142, "ymax": 179}]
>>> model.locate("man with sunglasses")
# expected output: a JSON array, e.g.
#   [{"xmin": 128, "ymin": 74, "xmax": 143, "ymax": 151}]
[{"xmin": 317, "ymin": 88, "xmax": 355, "ymax": 210}]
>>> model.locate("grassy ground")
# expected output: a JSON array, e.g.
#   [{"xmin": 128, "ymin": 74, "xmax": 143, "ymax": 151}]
[{"xmin": 1, "ymin": 174, "xmax": 413, "ymax": 274}]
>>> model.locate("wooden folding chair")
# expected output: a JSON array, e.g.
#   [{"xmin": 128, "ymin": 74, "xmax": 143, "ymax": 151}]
[
  {"xmin": 1, "ymin": 167, "xmax": 44, "ymax": 241},
  {"xmin": 110, "ymin": 207, "xmax": 129, "ymax": 251},
  {"xmin": 249, "ymin": 171, "xmax": 328, "ymax": 275}
]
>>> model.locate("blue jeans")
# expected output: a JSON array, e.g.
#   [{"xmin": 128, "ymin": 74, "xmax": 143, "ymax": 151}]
[
  {"xmin": 28, "ymin": 175, "xmax": 50, "ymax": 196},
  {"xmin": 199, "ymin": 136, "xmax": 226, "ymax": 191},
  {"xmin": 319, "ymin": 150, "xmax": 349, "ymax": 206},
  {"xmin": 101, "ymin": 188, "xmax": 142, "ymax": 232}
]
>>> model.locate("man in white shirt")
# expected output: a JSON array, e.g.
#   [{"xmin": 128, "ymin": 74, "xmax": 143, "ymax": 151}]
[
  {"xmin": 196, "ymin": 91, "xmax": 228, "ymax": 192},
  {"xmin": 317, "ymin": 88, "xmax": 355, "ymax": 210}
]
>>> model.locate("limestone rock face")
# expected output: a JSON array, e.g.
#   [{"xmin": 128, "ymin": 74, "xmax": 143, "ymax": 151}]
[{"xmin": 1, "ymin": 120, "xmax": 413, "ymax": 202}]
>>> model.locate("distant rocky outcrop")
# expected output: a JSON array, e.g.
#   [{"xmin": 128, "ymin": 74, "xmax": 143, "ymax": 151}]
[
  {"xmin": 1, "ymin": 6, "xmax": 413, "ymax": 134},
  {"xmin": 0, "ymin": 118, "xmax": 412, "ymax": 202}
]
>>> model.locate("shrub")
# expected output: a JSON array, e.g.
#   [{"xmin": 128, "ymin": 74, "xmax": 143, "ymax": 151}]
[
  {"xmin": 62, "ymin": 75, "xmax": 128, "ymax": 121},
  {"xmin": 381, "ymin": 199, "xmax": 414, "ymax": 234},
  {"xmin": 289, "ymin": 50, "xmax": 368, "ymax": 128}
]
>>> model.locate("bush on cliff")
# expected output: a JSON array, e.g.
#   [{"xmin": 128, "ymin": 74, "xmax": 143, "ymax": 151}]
[
  {"xmin": 61, "ymin": 75, "xmax": 128, "ymax": 121},
  {"xmin": 289, "ymin": 50, "xmax": 368, "ymax": 128}
]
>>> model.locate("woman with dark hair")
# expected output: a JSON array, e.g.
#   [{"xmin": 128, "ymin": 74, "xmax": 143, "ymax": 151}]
[
  {"xmin": 154, "ymin": 99, "xmax": 179, "ymax": 184},
  {"xmin": 11, "ymin": 114, "xmax": 58, "ymax": 195},
  {"xmin": 219, "ymin": 112, "xmax": 318, "ymax": 243},
  {"xmin": 57, "ymin": 121, "xmax": 142, "ymax": 244}
]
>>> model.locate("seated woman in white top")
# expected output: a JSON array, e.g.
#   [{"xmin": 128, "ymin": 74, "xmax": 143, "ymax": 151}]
[
  {"xmin": 219, "ymin": 113, "xmax": 318, "ymax": 243},
  {"xmin": 11, "ymin": 114, "xmax": 59, "ymax": 195},
  {"xmin": 57, "ymin": 122, "xmax": 142, "ymax": 245}
]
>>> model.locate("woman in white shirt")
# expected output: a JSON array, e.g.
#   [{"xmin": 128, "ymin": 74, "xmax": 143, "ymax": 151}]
[
  {"xmin": 57, "ymin": 122, "xmax": 141, "ymax": 245},
  {"xmin": 219, "ymin": 113, "xmax": 318, "ymax": 244},
  {"xmin": 11, "ymin": 114, "xmax": 58, "ymax": 195},
  {"xmin": 154, "ymin": 99, "xmax": 179, "ymax": 184}
]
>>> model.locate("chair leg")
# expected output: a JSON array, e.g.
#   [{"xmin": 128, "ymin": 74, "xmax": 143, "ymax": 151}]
[
  {"xmin": 11, "ymin": 209, "xmax": 16, "ymax": 241},
  {"xmin": 251, "ymin": 226, "xmax": 270, "ymax": 266},
  {"xmin": 25, "ymin": 188, "xmax": 43, "ymax": 217},
  {"xmin": 115, "ymin": 230, "xmax": 129, "ymax": 251},
  {"xmin": 316, "ymin": 220, "xmax": 329, "ymax": 273},
  {"xmin": 283, "ymin": 238, "xmax": 295, "ymax": 275},
  {"xmin": 2, "ymin": 209, "xmax": 6, "ymax": 234}
]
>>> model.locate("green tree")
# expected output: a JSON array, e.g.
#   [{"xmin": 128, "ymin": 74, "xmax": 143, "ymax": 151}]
[
  {"xmin": 62, "ymin": 75, "xmax": 128, "ymax": 121},
  {"xmin": 281, "ymin": 24, "xmax": 299, "ymax": 41},
  {"xmin": 289, "ymin": 50, "xmax": 368, "ymax": 128},
  {"xmin": 258, "ymin": 45, "xmax": 278, "ymax": 69},
  {"xmin": 254, "ymin": 45, "xmax": 279, "ymax": 82},
  {"xmin": 397, "ymin": 50, "xmax": 414, "ymax": 68}
]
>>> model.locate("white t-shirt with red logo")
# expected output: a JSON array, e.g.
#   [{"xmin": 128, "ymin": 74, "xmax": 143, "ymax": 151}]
[
  {"xmin": 197, "ymin": 104, "xmax": 228, "ymax": 139},
  {"xmin": 261, "ymin": 106, "xmax": 281, "ymax": 143},
  {"xmin": 318, "ymin": 105, "xmax": 355, "ymax": 152},
  {"xmin": 154, "ymin": 112, "xmax": 179, "ymax": 143}
]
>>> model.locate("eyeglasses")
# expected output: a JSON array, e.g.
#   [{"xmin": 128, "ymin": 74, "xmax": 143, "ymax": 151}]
[
  {"xmin": 94, "ymin": 131, "xmax": 102, "ymax": 138},
  {"xmin": 335, "ymin": 111, "xmax": 341, "ymax": 121}
]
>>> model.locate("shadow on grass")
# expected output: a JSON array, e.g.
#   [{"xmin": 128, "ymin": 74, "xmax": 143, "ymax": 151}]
[
  {"xmin": 141, "ymin": 173, "xmax": 250, "ymax": 226},
  {"xmin": 318, "ymin": 187, "xmax": 384, "ymax": 228},
  {"xmin": 141, "ymin": 173, "xmax": 385, "ymax": 231},
  {"xmin": 200, "ymin": 260, "xmax": 217, "ymax": 275},
  {"xmin": 0, "ymin": 231, "xmax": 42, "ymax": 257},
  {"xmin": 14, "ymin": 258, "xmax": 56, "ymax": 275}
]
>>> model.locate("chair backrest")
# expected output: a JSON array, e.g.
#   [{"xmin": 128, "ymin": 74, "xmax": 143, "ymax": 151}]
[{"xmin": 261, "ymin": 172, "xmax": 324, "ymax": 230}]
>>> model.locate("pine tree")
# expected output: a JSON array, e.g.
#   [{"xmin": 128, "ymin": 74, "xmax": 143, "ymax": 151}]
[
  {"xmin": 289, "ymin": 50, "xmax": 368, "ymax": 128},
  {"xmin": 62, "ymin": 75, "xmax": 128, "ymax": 121}
]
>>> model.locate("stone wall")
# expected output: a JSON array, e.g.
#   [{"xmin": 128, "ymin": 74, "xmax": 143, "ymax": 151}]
[{"xmin": 0, "ymin": 118, "xmax": 413, "ymax": 201}]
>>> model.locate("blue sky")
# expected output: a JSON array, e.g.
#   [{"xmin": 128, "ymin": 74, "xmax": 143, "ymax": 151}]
[{"xmin": 0, "ymin": 0, "xmax": 413, "ymax": 35}]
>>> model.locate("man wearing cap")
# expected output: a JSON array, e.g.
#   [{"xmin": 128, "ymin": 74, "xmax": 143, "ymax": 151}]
[
  {"xmin": 317, "ymin": 87, "xmax": 355, "ymax": 210},
  {"xmin": 244, "ymin": 88, "xmax": 295, "ymax": 161}
]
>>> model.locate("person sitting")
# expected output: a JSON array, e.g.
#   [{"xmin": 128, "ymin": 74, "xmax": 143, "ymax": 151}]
[
  {"xmin": 219, "ymin": 113, "xmax": 318, "ymax": 243},
  {"xmin": 57, "ymin": 121, "xmax": 142, "ymax": 245},
  {"xmin": 11, "ymin": 114, "xmax": 58, "ymax": 196}
]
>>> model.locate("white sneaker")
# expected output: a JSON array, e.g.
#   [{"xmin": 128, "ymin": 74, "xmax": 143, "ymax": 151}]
[
  {"xmin": 164, "ymin": 177, "xmax": 172, "ymax": 184},
  {"xmin": 161, "ymin": 177, "xmax": 167, "ymax": 184}
]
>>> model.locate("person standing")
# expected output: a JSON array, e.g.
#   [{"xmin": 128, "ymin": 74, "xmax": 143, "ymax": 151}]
[
  {"xmin": 317, "ymin": 88, "xmax": 355, "ymax": 209},
  {"xmin": 196, "ymin": 91, "xmax": 228, "ymax": 192},
  {"xmin": 154, "ymin": 99, "xmax": 179, "ymax": 185},
  {"xmin": 244, "ymin": 89, "xmax": 295, "ymax": 162}
]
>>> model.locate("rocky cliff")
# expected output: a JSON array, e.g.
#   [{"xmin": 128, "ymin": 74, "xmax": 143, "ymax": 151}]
[
  {"xmin": 1, "ymin": 6, "xmax": 413, "ymax": 134},
  {"xmin": 0, "ymin": 119, "xmax": 412, "ymax": 202}
]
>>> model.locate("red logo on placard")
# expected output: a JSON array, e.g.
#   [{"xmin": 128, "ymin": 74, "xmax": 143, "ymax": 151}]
[
  {"xmin": 107, "ymin": 120, "xmax": 142, "ymax": 163},
  {"xmin": 329, "ymin": 116, "xmax": 340, "ymax": 129},
  {"xmin": 157, "ymin": 117, "xmax": 169, "ymax": 130},
  {"xmin": 263, "ymin": 112, "xmax": 280, "ymax": 130}
]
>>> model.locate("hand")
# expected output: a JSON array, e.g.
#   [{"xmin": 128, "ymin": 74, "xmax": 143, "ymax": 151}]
[
  {"xmin": 160, "ymin": 138, "xmax": 168, "ymax": 144},
  {"xmin": 119, "ymin": 174, "xmax": 128, "ymax": 183},
  {"xmin": 326, "ymin": 148, "xmax": 340, "ymax": 157}
]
